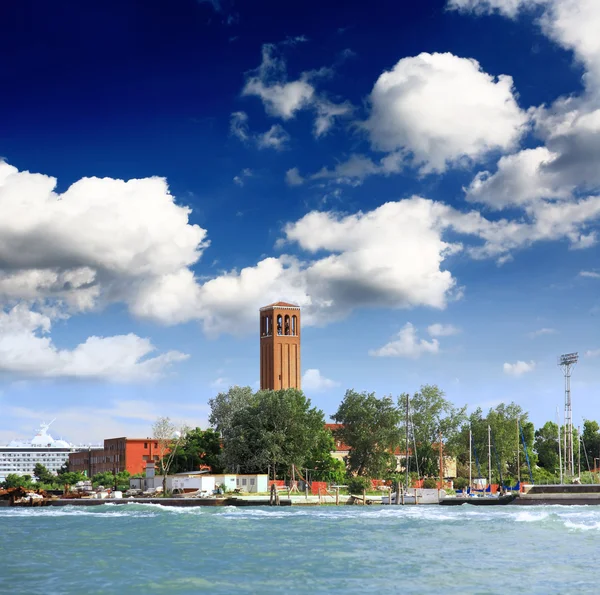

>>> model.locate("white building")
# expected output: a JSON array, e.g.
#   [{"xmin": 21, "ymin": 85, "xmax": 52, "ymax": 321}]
[
  {"xmin": 235, "ymin": 474, "xmax": 268, "ymax": 493},
  {"xmin": 0, "ymin": 422, "xmax": 98, "ymax": 482},
  {"xmin": 211, "ymin": 474, "xmax": 238, "ymax": 492},
  {"xmin": 172, "ymin": 473, "xmax": 215, "ymax": 493}
]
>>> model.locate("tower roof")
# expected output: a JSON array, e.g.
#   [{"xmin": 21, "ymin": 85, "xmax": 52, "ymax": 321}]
[{"xmin": 260, "ymin": 301, "xmax": 300, "ymax": 310}]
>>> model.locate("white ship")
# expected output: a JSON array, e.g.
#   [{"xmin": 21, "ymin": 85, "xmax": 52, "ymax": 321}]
[{"xmin": 0, "ymin": 420, "xmax": 93, "ymax": 482}]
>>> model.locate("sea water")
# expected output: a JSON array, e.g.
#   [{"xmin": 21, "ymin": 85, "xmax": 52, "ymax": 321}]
[{"xmin": 2, "ymin": 504, "xmax": 600, "ymax": 594}]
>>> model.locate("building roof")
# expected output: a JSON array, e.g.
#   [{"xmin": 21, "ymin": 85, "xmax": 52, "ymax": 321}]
[{"xmin": 260, "ymin": 301, "xmax": 300, "ymax": 310}]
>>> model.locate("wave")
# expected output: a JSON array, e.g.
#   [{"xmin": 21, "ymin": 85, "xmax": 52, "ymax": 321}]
[
  {"xmin": 564, "ymin": 520, "xmax": 600, "ymax": 531},
  {"xmin": 0, "ymin": 505, "xmax": 157, "ymax": 518},
  {"xmin": 5, "ymin": 502, "xmax": 600, "ymax": 528}
]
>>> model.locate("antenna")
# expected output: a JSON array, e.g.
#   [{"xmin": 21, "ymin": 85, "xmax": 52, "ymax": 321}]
[{"xmin": 558, "ymin": 352, "xmax": 578, "ymax": 477}]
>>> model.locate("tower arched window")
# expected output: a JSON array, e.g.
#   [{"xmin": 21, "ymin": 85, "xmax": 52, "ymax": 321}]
[
  {"xmin": 284, "ymin": 315, "xmax": 290, "ymax": 335},
  {"xmin": 277, "ymin": 315, "xmax": 282, "ymax": 335},
  {"xmin": 292, "ymin": 315, "xmax": 297, "ymax": 336}
]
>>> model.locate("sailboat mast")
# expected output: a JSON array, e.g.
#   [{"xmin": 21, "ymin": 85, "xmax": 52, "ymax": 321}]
[
  {"xmin": 439, "ymin": 431, "xmax": 443, "ymax": 489},
  {"xmin": 469, "ymin": 426, "xmax": 472, "ymax": 491},
  {"xmin": 557, "ymin": 407, "xmax": 563, "ymax": 484},
  {"xmin": 516, "ymin": 417, "xmax": 521, "ymax": 483},
  {"xmin": 405, "ymin": 394, "xmax": 409, "ymax": 491},
  {"xmin": 487, "ymin": 425, "xmax": 492, "ymax": 489},
  {"xmin": 578, "ymin": 425, "xmax": 581, "ymax": 477}
]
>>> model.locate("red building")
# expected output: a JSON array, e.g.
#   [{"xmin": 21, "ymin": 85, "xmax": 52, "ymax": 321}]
[{"xmin": 69, "ymin": 437, "xmax": 162, "ymax": 478}]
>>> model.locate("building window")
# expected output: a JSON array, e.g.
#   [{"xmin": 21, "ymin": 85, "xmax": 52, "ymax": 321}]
[{"xmin": 144, "ymin": 442, "xmax": 148, "ymax": 449}]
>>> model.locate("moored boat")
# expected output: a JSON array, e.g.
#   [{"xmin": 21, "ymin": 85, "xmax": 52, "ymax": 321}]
[{"xmin": 439, "ymin": 493, "xmax": 517, "ymax": 506}]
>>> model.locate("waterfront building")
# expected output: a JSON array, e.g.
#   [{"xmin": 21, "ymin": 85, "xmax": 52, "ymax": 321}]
[
  {"xmin": 69, "ymin": 437, "xmax": 162, "ymax": 477},
  {"xmin": 0, "ymin": 422, "xmax": 100, "ymax": 482},
  {"xmin": 259, "ymin": 301, "xmax": 301, "ymax": 390}
]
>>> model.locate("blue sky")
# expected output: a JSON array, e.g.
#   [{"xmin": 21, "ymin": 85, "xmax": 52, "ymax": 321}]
[{"xmin": 0, "ymin": 0, "xmax": 599, "ymax": 443}]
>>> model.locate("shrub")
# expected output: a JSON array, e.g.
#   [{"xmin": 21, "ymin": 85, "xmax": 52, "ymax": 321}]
[
  {"xmin": 346, "ymin": 476, "xmax": 372, "ymax": 494},
  {"xmin": 453, "ymin": 477, "xmax": 469, "ymax": 490},
  {"xmin": 422, "ymin": 478, "xmax": 438, "ymax": 489}
]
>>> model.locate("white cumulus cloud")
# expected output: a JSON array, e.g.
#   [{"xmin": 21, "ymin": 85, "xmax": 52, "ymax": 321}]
[
  {"xmin": 0, "ymin": 161, "xmax": 208, "ymax": 325},
  {"xmin": 364, "ymin": 52, "xmax": 528, "ymax": 173},
  {"xmin": 0, "ymin": 304, "xmax": 187, "ymax": 381},
  {"xmin": 503, "ymin": 360, "xmax": 536, "ymax": 376},
  {"xmin": 369, "ymin": 323, "xmax": 440, "ymax": 358},
  {"xmin": 427, "ymin": 323, "xmax": 460, "ymax": 337},
  {"xmin": 302, "ymin": 369, "xmax": 340, "ymax": 391}
]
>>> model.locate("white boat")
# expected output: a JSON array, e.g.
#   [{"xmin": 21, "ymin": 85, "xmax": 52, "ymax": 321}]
[{"xmin": 382, "ymin": 488, "xmax": 445, "ymax": 505}]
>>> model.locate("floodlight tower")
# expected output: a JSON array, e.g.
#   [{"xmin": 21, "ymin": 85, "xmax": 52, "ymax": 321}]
[{"xmin": 558, "ymin": 352, "xmax": 578, "ymax": 477}]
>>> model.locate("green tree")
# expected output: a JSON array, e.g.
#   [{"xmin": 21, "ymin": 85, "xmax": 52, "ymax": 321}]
[
  {"xmin": 535, "ymin": 421, "xmax": 560, "ymax": 472},
  {"xmin": 33, "ymin": 463, "xmax": 55, "ymax": 484},
  {"xmin": 168, "ymin": 427, "xmax": 224, "ymax": 474},
  {"xmin": 92, "ymin": 471, "xmax": 113, "ymax": 487},
  {"xmin": 1, "ymin": 474, "xmax": 34, "ymax": 489},
  {"xmin": 408, "ymin": 385, "xmax": 467, "ymax": 478},
  {"xmin": 346, "ymin": 476, "xmax": 371, "ymax": 494},
  {"xmin": 458, "ymin": 402, "xmax": 535, "ymax": 484},
  {"xmin": 582, "ymin": 420, "xmax": 600, "ymax": 470},
  {"xmin": 221, "ymin": 388, "xmax": 328, "ymax": 478},
  {"xmin": 91, "ymin": 470, "xmax": 131, "ymax": 490},
  {"xmin": 56, "ymin": 471, "xmax": 86, "ymax": 486},
  {"xmin": 209, "ymin": 386, "xmax": 254, "ymax": 436},
  {"xmin": 333, "ymin": 390, "xmax": 402, "ymax": 478},
  {"xmin": 303, "ymin": 428, "xmax": 346, "ymax": 483}
]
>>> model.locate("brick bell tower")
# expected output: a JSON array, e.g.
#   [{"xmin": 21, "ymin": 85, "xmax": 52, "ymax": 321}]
[{"xmin": 260, "ymin": 302, "xmax": 301, "ymax": 390}]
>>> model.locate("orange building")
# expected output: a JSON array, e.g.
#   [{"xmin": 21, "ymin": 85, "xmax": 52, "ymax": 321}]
[
  {"xmin": 69, "ymin": 437, "xmax": 162, "ymax": 477},
  {"xmin": 259, "ymin": 301, "xmax": 301, "ymax": 390}
]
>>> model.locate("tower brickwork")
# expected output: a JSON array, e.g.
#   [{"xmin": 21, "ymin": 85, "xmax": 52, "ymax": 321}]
[{"xmin": 259, "ymin": 302, "xmax": 301, "ymax": 391}]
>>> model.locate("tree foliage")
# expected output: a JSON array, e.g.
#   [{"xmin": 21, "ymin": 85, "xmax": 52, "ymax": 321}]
[
  {"xmin": 582, "ymin": 420, "xmax": 600, "ymax": 469},
  {"xmin": 408, "ymin": 385, "xmax": 467, "ymax": 478},
  {"xmin": 457, "ymin": 402, "xmax": 535, "ymax": 484},
  {"xmin": 56, "ymin": 471, "xmax": 86, "ymax": 486},
  {"xmin": 333, "ymin": 390, "xmax": 402, "ymax": 478},
  {"xmin": 303, "ymin": 428, "xmax": 346, "ymax": 483},
  {"xmin": 33, "ymin": 463, "xmax": 55, "ymax": 484},
  {"xmin": 209, "ymin": 386, "xmax": 255, "ymax": 436},
  {"xmin": 168, "ymin": 427, "xmax": 224, "ymax": 474},
  {"xmin": 218, "ymin": 388, "xmax": 330, "ymax": 477},
  {"xmin": 535, "ymin": 421, "xmax": 560, "ymax": 472},
  {"xmin": 346, "ymin": 476, "xmax": 371, "ymax": 494},
  {"xmin": 1, "ymin": 474, "xmax": 34, "ymax": 489},
  {"xmin": 91, "ymin": 470, "xmax": 131, "ymax": 490}
]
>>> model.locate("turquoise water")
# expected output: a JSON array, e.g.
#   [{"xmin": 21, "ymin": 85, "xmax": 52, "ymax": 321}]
[{"xmin": 2, "ymin": 504, "xmax": 600, "ymax": 594}]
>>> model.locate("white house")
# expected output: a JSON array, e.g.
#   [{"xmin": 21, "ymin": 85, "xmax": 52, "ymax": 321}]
[
  {"xmin": 211, "ymin": 474, "xmax": 238, "ymax": 492},
  {"xmin": 235, "ymin": 474, "xmax": 268, "ymax": 493},
  {"xmin": 172, "ymin": 473, "xmax": 215, "ymax": 493}
]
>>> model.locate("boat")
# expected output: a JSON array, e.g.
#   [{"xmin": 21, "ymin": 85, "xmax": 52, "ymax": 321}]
[
  {"xmin": 0, "ymin": 421, "xmax": 99, "ymax": 482},
  {"xmin": 440, "ymin": 493, "xmax": 517, "ymax": 506}
]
